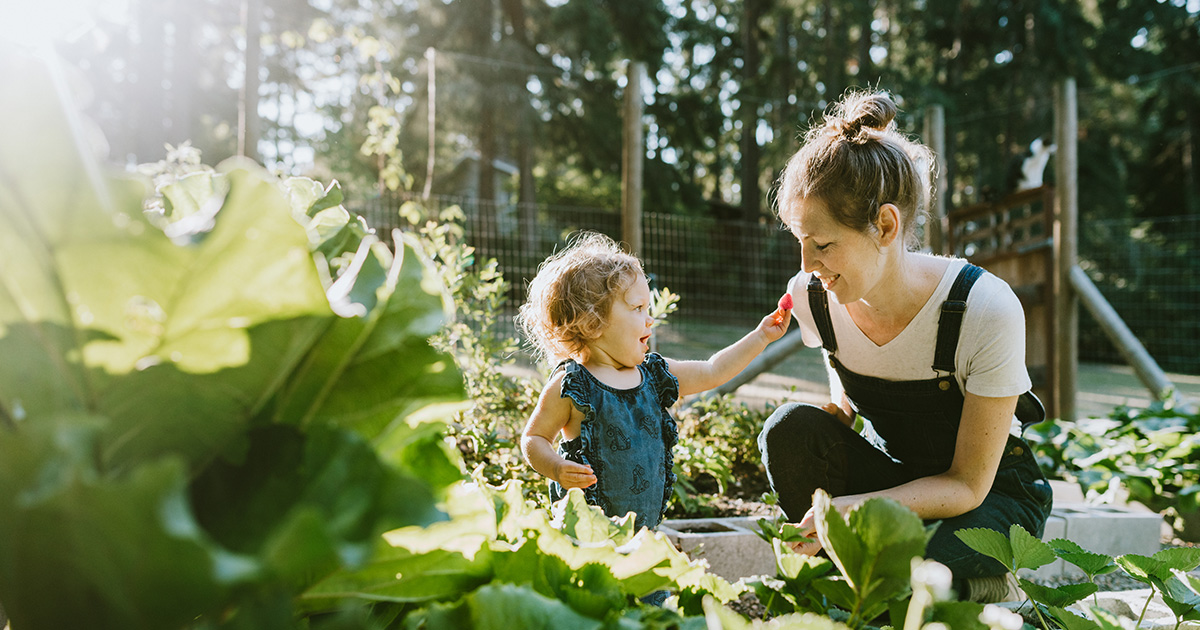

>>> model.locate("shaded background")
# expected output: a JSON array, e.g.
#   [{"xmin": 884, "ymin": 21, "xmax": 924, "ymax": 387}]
[{"xmin": 13, "ymin": 0, "xmax": 1200, "ymax": 373}]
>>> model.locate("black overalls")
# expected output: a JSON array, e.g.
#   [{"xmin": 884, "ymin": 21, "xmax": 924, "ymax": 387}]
[{"xmin": 757, "ymin": 264, "xmax": 1053, "ymax": 579}]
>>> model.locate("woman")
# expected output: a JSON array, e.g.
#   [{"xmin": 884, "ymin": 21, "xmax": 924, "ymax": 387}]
[{"xmin": 759, "ymin": 89, "xmax": 1052, "ymax": 603}]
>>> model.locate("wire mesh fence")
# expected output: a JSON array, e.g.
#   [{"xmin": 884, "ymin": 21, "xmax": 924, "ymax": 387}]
[
  {"xmin": 354, "ymin": 192, "xmax": 1200, "ymax": 376},
  {"xmin": 1078, "ymin": 214, "xmax": 1200, "ymax": 375},
  {"xmin": 355, "ymin": 192, "xmax": 803, "ymax": 330}
]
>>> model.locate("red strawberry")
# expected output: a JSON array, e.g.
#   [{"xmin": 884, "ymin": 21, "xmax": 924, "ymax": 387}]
[{"xmin": 778, "ymin": 293, "xmax": 793, "ymax": 311}]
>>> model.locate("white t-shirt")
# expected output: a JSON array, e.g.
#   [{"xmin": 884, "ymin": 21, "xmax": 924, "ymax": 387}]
[{"xmin": 786, "ymin": 258, "xmax": 1032, "ymax": 403}]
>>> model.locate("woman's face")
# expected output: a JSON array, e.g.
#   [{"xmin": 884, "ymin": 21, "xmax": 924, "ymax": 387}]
[{"xmin": 787, "ymin": 196, "xmax": 887, "ymax": 304}]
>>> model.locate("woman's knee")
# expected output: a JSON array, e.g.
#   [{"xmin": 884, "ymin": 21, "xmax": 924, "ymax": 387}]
[{"xmin": 758, "ymin": 403, "xmax": 842, "ymax": 455}]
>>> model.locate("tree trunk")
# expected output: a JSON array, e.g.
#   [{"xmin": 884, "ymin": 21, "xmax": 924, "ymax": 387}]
[
  {"xmin": 135, "ymin": 0, "xmax": 167, "ymax": 161},
  {"xmin": 169, "ymin": 0, "xmax": 196, "ymax": 147},
  {"xmin": 740, "ymin": 0, "xmax": 764, "ymax": 221},
  {"xmin": 822, "ymin": 0, "xmax": 846, "ymax": 101},
  {"xmin": 500, "ymin": 0, "xmax": 537, "ymax": 253},
  {"xmin": 239, "ymin": 0, "xmax": 262, "ymax": 162},
  {"xmin": 857, "ymin": 0, "xmax": 874, "ymax": 83},
  {"xmin": 475, "ymin": 0, "xmax": 497, "ymax": 202}
]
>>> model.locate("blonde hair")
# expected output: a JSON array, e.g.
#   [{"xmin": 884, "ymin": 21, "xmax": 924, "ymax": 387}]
[
  {"xmin": 516, "ymin": 231, "xmax": 645, "ymax": 365},
  {"xmin": 777, "ymin": 89, "xmax": 934, "ymax": 249}
]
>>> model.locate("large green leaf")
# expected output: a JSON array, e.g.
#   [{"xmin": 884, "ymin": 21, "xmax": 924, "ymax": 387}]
[
  {"xmin": 1009, "ymin": 523, "xmax": 1058, "ymax": 571},
  {"xmin": 956, "ymin": 528, "xmax": 1015, "ymax": 571},
  {"xmin": 1049, "ymin": 539, "xmax": 1118, "ymax": 579},
  {"xmin": 0, "ymin": 50, "xmax": 465, "ymax": 628},
  {"xmin": 300, "ymin": 544, "xmax": 493, "ymax": 611},
  {"xmin": 455, "ymin": 583, "xmax": 606, "ymax": 630},
  {"xmin": 1018, "ymin": 580, "xmax": 1098, "ymax": 607},
  {"xmin": 189, "ymin": 425, "xmax": 441, "ymax": 583},
  {"xmin": 1046, "ymin": 605, "xmax": 1103, "ymax": 630},
  {"xmin": 813, "ymin": 489, "xmax": 928, "ymax": 621},
  {"xmin": 269, "ymin": 232, "xmax": 464, "ymax": 441},
  {"xmin": 0, "ymin": 417, "xmax": 237, "ymax": 629},
  {"xmin": 1158, "ymin": 569, "xmax": 1200, "ymax": 621}
]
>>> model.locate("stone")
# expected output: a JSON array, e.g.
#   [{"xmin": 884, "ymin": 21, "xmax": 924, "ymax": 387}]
[
  {"xmin": 1018, "ymin": 484, "xmax": 1164, "ymax": 581},
  {"xmin": 659, "ymin": 516, "xmax": 776, "ymax": 581}
]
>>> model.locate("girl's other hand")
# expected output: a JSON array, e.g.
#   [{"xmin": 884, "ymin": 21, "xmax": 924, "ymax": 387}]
[
  {"xmin": 821, "ymin": 401, "xmax": 855, "ymax": 427},
  {"xmin": 556, "ymin": 460, "xmax": 597, "ymax": 489}
]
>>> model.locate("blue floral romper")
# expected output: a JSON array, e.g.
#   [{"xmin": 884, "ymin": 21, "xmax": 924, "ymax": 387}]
[{"xmin": 548, "ymin": 353, "xmax": 680, "ymax": 530}]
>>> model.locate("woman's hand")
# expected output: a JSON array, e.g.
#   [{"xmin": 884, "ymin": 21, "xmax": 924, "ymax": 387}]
[
  {"xmin": 555, "ymin": 459, "xmax": 597, "ymax": 489},
  {"xmin": 788, "ymin": 495, "xmax": 860, "ymax": 555},
  {"xmin": 820, "ymin": 401, "xmax": 855, "ymax": 427}
]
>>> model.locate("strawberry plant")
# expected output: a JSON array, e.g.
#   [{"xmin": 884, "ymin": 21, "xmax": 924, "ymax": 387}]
[
  {"xmin": 749, "ymin": 489, "xmax": 943, "ymax": 629},
  {"xmin": 959, "ymin": 524, "xmax": 1200, "ymax": 630}
]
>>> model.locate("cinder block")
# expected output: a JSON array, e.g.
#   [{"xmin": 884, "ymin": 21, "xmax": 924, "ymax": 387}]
[
  {"xmin": 659, "ymin": 516, "xmax": 776, "ymax": 580},
  {"xmin": 1053, "ymin": 504, "xmax": 1162, "ymax": 558},
  {"xmin": 1019, "ymin": 504, "xmax": 1162, "ymax": 580}
]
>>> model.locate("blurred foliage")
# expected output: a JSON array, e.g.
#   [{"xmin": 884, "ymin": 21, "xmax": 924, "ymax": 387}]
[
  {"xmin": 45, "ymin": 0, "xmax": 1200, "ymax": 223},
  {"xmin": 1026, "ymin": 397, "xmax": 1200, "ymax": 539},
  {"xmin": 39, "ymin": 0, "xmax": 1200, "ymax": 373},
  {"xmin": 0, "ymin": 50, "xmax": 464, "ymax": 628}
]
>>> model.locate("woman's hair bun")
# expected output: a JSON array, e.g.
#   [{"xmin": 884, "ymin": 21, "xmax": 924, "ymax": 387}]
[{"xmin": 829, "ymin": 91, "xmax": 898, "ymax": 143}]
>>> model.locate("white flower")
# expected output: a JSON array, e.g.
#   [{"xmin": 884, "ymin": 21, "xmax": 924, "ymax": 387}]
[
  {"xmin": 980, "ymin": 603, "xmax": 1024, "ymax": 630},
  {"xmin": 911, "ymin": 559, "xmax": 953, "ymax": 600}
]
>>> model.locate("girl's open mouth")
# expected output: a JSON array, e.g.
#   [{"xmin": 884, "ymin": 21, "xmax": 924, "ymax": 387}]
[{"xmin": 818, "ymin": 274, "xmax": 839, "ymax": 290}]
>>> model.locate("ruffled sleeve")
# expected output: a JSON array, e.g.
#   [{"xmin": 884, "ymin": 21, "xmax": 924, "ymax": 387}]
[
  {"xmin": 550, "ymin": 359, "xmax": 604, "ymax": 510},
  {"xmin": 556, "ymin": 359, "xmax": 595, "ymax": 417},
  {"xmin": 642, "ymin": 352, "xmax": 679, "ymax": 408}
]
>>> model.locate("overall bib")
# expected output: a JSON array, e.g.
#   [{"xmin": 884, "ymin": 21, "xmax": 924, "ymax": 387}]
[{"xmin": 758, "ymin": 264, "xmax": 1053, "ymax": 579}]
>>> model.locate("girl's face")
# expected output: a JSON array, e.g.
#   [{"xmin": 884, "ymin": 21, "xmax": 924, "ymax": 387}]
[
  {"xmin": 588, "ymin": 273, "xmax": 654, "ymax": 369},
  {"xmin": 787, "ymin": 197, "xmax": 888, "ymax": 304}
]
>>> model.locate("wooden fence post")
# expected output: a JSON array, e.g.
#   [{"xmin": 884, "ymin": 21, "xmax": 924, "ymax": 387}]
[
  {"xmin": 1054, "ymin": 78, "xmax": 1079, "ymax": 423},
  {"xmin": 622, "ymin": 61, "xmax": 646, "ymax": 257},
  {"xmin": 923, "ymin": 104, "xmax": 947, "ymax": 254}
]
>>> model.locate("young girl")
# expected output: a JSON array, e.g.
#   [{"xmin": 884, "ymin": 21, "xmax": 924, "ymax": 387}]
[{"xmin": 517, "ymin": 232, "xmax": 790, "ymax": 530}]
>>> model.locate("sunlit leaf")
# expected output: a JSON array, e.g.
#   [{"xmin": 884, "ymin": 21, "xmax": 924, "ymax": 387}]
[{"xmin": 1010, "ymin": 523, "xmax": 1057, "ymax": 571}]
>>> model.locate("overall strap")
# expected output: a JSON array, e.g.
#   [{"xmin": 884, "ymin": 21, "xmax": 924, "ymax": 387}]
[
  {"xmin": 932, "ymin": 263, "xmax": 985, "ymax": 373},
  {"xmin": 807, "ymin": 275, "xmax": 837, "ymax": 353}
]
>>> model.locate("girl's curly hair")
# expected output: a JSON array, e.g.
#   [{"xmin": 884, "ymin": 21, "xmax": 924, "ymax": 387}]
[{"xmin": 516, "ymin": 231, "xmax": 644, "ymax": 366}]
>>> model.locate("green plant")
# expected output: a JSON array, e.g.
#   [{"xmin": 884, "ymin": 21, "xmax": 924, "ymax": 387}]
[
  {"xmin": 671, "ymin": 393, "xmax": 774, "ymax": 517},
  {"xmin": 959, "ymin": 524, "xmax": 1200, "ymax": 630},
  {"xmin": 1025, "ymin": 398, "xmax": 1200, "ymax": 537},
  {"xmin": 303, "ymin": 476, "xmax": 745, "ymax": 627},
  {"xmin": 749, "ymin": 489, "xmax": 938, "ymax": 629},
  {"xmin": 0, "ymin": 52, "xmax": 462, "ymax": 628},
  {"xmin": 403, "ymin": 202, "xmax": 543, "ymax": 491}
]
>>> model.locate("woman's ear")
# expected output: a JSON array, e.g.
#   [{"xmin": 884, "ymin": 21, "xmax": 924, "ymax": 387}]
[{"xmin": 875, "ymin": 204, "xmax": 901, "ymax": 247}]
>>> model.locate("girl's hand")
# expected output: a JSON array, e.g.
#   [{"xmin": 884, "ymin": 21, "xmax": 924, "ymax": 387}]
[
  {"xmin": 759, "ymin": 293, "xmax": 793, "ymax": 342},
  {"xmin": 555, "ymin": 460, "xmax": 597, "ymax": 489}
]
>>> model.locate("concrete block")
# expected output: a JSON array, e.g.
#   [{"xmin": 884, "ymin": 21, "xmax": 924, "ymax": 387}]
[
  {"xmin": 659, "ymin": 516, "xmax": 776, "ymax": 581},
  {"xmin": 1054, "ymin": 504, "xmax": 1162, "ymax": 558},
  {"xmin": 1019, "ymin": 503, "xmax": 1163, "ymax": 581}
]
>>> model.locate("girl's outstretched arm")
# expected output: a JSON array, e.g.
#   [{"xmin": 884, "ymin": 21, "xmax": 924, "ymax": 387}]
[
  {"xmin": 520, "ymin": 370, "xmax": 596, "ymax": 489},
  {"xmin": 667, "ymin": 296, "xmax": 793, "ymax": 397}
]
